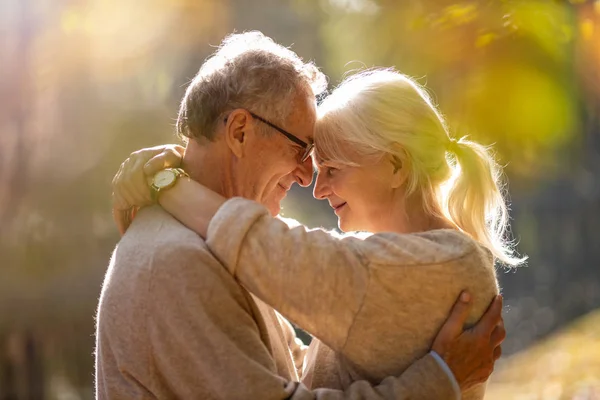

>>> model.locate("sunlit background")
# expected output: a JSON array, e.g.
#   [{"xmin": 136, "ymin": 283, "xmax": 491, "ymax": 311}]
[{"xmin": 1, "ymin": 0, "xmax": 599, "ymax": 398}]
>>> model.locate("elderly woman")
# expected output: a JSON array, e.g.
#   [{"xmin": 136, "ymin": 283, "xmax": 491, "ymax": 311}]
[{"xmin": 113, "ymin": 68, "xmax": 520, "ymax": 399}]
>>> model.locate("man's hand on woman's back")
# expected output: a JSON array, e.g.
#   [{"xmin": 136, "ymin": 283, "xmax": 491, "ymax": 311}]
[{"xmin": 432, "ymin": 292, "xmax": 505, "ymax": 391}]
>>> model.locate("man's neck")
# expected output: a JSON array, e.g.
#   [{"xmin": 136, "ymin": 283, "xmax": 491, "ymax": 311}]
[{"xmin": 181, "ymin": 139, "xmax": 233, "ymax": 199}]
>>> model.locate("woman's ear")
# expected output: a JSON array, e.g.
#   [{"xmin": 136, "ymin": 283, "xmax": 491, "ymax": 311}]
[
  {"xmin": 224, "ymin": 109, "xmax": 250, "ymax": 158},
  {"xmin": 390, "ymin": 152, "xmax": 409, "ymax": 189}
]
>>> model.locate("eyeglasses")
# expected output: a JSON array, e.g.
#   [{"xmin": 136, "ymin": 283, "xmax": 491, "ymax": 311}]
[{"xmin": 224, "ymin": 111, "xmax": 313, "ymax": 163}]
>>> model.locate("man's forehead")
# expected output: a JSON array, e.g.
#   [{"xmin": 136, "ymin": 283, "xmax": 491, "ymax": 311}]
[{"xmin": 286, "ymin": 98, "xmax": 316, "ymax": 141}]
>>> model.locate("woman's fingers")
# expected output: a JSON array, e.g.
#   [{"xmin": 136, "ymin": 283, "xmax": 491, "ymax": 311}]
[
  {"xmin": 111, "ymin": 144, "xmax": 184, "ymax": 234},
  {"xmin": 143, "ymin": 145, "xmax": 184, "ymax": 176},
  {"xmin": 115, "ymin": 166, "xmax": 142, "ymax": 209},
  {"xmin": 111, "ymin": 188, "xmax": 128, "ymax": 211},
  {"xmin": 111, "ymin": 187, "xmax": 133, "ymax": 234},
  {"xmin": 112, "ymin": 207, "xmax": 129, "ymax": 236},
  {"xmin": 114, "ymin": 153, "xmax": 153, "ymax": 209},
  {"xmin": 128, "ymin": 157, "xmax": 153, "ymax": 205}
]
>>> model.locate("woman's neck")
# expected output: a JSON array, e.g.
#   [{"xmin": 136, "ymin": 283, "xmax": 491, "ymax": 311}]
[{"xmin": 370, "ymin": 191, "xmax": 455, "ymax": 234}]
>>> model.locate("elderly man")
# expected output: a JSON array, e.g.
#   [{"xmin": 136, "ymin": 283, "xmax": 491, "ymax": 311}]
[{"xmin": 97, "ymin": 31, "xmax": 503, "ymax": 399}]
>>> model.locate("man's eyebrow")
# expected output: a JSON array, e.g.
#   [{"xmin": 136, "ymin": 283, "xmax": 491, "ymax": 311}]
[{"xmin": 293, "ymin": 141, "xmax": 306, "ymax": 149}]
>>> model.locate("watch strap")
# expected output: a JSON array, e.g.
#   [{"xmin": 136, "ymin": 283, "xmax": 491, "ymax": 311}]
[{"xmin": 150, "ymin": 168, "xmax": 188, "ymax": 202}]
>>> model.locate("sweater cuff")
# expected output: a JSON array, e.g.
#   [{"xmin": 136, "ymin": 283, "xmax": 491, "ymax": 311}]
[
  {"xmin": 430, "ymin": 351, "xmax": 461, "ymax": 400},
  {"xmin": 206, "ymin": 197, "xmax": 270, "ymax": 275}
]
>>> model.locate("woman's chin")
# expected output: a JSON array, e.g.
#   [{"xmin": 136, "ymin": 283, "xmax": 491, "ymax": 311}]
[
  {"xmin": 337, "ymin": 217, "xmax": 352, "ymax": 233},
  {"xmin": 338, "ymin": 217, "xmax": 370, "ymax": 233}
]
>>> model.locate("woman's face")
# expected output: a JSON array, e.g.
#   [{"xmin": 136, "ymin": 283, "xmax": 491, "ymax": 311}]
[{"xmin": 313, "ymin": 150, "xmax": 396, "ymax": 233}]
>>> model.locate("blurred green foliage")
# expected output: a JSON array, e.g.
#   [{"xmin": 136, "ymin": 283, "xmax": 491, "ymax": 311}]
[{"xmin": 302, "ymin": 0, "xmax": 585, "ymax": 181}]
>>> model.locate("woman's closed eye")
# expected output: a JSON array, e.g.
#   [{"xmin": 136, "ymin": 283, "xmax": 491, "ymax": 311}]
[{"xmin": 325, "ymin": 166, "xmax": 338, "ymax": 177}]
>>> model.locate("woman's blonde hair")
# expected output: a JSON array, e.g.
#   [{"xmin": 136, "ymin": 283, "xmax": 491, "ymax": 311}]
[{"xmin": 315, "ymin": 68, "xmax": 524, "ymax": 266}]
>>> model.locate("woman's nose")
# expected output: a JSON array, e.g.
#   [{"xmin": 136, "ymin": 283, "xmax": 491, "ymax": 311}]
[{"xmin": 313, "ymin": 172, "xmax": 330, "ymax": 200}]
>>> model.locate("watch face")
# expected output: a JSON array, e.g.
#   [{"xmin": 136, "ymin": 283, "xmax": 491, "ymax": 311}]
[{"xmin": 153, "ymin": 170, "xmax": 176, "ymax": 188}]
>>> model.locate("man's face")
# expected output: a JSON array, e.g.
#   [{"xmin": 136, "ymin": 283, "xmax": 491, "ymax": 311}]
[{"xmin": 233, "ymin": 91, "xmax": 317, "ymax": 216}]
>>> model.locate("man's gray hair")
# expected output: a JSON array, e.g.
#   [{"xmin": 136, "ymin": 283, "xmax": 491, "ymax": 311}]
[{"xmin": 177, "ymin": 31, "xmax": 328, "ymax": 141}]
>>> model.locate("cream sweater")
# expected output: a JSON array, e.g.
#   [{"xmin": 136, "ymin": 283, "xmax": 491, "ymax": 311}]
[
  {"xmin": 206, "ymin": 198, "xmax": 501, "ymax": 400},
  {"xmin": 95, "ymin": 206, "xmax": 458, "ymax": 399}
]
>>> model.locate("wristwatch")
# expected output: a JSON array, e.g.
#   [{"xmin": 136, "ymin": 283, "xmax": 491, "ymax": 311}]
[{"xmin": 150, "ymin": 168, "xmax": 189, "ymax": 202}]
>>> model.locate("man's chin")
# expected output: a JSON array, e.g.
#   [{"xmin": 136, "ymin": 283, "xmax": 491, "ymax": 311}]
[
  {"xmin": 265, "ymin": 189, "xmax": 286, "ymax": 216},
  {"xmin": 267, "ymin": 203, "xmax": 282, "ymax": 217}
]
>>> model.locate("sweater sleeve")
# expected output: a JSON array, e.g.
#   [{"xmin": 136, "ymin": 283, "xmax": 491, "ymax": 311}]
[
  {"xmin": 206, "ymin": 197, "xmax": 371, "ymax": 352},
  {"xmin": 136, "ymin": 236, "xmax": 458, "ymax": 400},
  {"xmin": 278, "ymin": 313, "xmax": 309, "ymax": 377},
  {"xmin": 307, "ymin": 353, "xmax": 458, "ymax": 400}
]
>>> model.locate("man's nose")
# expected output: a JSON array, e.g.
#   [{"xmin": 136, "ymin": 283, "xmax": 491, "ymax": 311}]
[
  {"xmin": 294, "ymin": 156, "xmax": 314, "ymax": 187},
  {"xmin": 312, "ymin": 172, "xmax": 329, "ymax": 200}
]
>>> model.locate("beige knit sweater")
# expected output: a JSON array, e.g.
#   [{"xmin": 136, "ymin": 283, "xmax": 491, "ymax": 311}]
[
  {"xmin": 95, "ymin": 206, "xmax": 458, "ymax": 399},
  {"xmin": 206, "ymin": 198, "xmax": 501, "ymax": 400}
]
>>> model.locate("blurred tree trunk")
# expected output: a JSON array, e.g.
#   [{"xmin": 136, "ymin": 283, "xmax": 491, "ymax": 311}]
[
  {"xmin": 0, "ymin": 0, "xmax": 45, "ymax": 398},
  {"xmin": 24, "ymin": 332, "xmax": 44, "ymax": 400},
  {"xmin": 0, "ymin": 0, "xmax": 31, "ymax": 233},
  {"xmin": 0, "ymin": 334, "xmax": 17, "ymax": 400}
]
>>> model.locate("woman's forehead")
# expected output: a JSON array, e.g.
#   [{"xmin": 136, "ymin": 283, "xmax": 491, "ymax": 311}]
[{"xmin": 312, "ymin": 152, "xmax": 329, "ymax": 168}]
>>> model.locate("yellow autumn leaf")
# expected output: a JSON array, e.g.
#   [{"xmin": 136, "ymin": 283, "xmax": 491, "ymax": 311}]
[
  {"xmin": 475, "ymin": 32, "xmax": 498, "ymax": 48},
  {"xmin": 580, "ymin": 19, "xmax": 594, "ymax": 40},
  {"xmin": 444, "ymin": 3, "xmax": 478, "ymax": 25}
]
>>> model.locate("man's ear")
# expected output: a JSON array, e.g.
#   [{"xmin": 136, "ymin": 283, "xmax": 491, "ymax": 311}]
[
  {"xmin": 390, "ymin": 152, "xmax": 409, "ymax": 189},
  {"xmin": 224, "ymin": 109, "xmax": 251, "ymax": 158}
]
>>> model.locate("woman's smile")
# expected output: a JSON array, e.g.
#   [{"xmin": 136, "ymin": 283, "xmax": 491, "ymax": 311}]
[{"xmin": 333, "ymin": 202, "xmax": 347, "ymax": 214}]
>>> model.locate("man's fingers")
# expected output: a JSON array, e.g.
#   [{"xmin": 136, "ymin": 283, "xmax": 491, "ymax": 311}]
[
  {"xmin": 490, "ymin": 320, "xmax": 506, "ymax": 347},
  {"xmin": 493, "ymin": 345, "xmax": 502, "ymax": 360},
  {"xmin": 143, "ymin": 147, "xmax": 183, "ymax": 176},
  {"xmin": 438, "ymin": 291, "xmax": 473, "ymax": 339},
  {"xmin": 475, "ymin": 295, "xmax": 504, "ymax": 336}
]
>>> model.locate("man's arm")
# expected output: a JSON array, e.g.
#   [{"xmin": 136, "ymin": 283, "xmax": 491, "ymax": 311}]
[
  {"xmin": 278, "ymin": 313, "xmax": 309, "ymax": 377},
  {"xmin": 143, "ymin": 242, "xmax": 465, "ymax": 399},
  {"xmin": 143, "ymin": 242, "xmax": 291, "ymax": 399},
  {"xmin": 109, "ymin": 149, "xmax": 503, "ymax": 398},
  {"xmin": 432, "ymin": 292, "xmax": 505, "ymax": 392}
]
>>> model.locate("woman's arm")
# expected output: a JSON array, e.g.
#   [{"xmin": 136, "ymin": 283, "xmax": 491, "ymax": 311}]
[
  {"xmin": 158, "ymin": 177, "xmax": 225, "ymax": 238},
  {"xmin": 138, "ymin": 173, "xmax": 368, "ymax": 351},
  {"xmin": 111, "ymin": 146, "xmax": 367, "ymax": 351},
  {"xmin": 203, "ymin": 197, "xmax": 372, "ymax": 352},
  {"xmin": 111, "ymin": 148, "xmax": 490, "ymax": 357}
]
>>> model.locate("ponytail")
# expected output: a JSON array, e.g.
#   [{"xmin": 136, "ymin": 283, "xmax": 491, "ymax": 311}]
[
  {"xmin": 314, "ymin": 68, "xmax": 525, "ymax": 266},
  {"xmin": 444, "ymin": 137, "xmax": 525, "ymax": 266}
]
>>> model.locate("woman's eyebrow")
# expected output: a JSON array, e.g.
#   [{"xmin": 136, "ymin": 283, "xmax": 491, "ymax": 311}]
[{"xmin": 318, "ymin": 160, "xmax": 339, "ymax": 169}]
